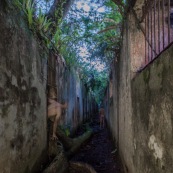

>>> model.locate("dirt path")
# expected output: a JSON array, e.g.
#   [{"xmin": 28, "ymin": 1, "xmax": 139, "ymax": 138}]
[{"xmin": 71, "ymin": 115, "xmax": 123, "ymax": 173}]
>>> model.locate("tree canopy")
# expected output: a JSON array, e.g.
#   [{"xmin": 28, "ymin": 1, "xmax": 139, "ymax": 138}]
[
  {"xmin": 59, "ymin": 0, "xmax": 123, "ymax": 104},
  {"xmin": 13, "ymin": 0, "xmax": 125, "ymax": 104}
]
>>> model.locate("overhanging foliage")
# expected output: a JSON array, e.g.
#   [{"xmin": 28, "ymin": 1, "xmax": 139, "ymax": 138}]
[{"xmin": 13, "ymin": 0, "xmax": 125, "ymax": 104}]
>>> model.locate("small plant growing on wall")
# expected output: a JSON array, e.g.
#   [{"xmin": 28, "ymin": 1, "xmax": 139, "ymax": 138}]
[
  {"xmin": 14, "ymin": 0, "xmax": 34, "ymax": 29},
  {"xmin": 24, "ymin": 0, "xmax": 34, "ymax": 28}
]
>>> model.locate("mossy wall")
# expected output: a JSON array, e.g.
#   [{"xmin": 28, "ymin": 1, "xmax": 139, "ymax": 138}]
[
  {"xmin": 106, "ymin": 3, "xmax": 173, "ymax": 173},
  {"xmin": 0, "ymin": 4, "xmax": 47, "ymax": 173},
  {"xmin": 0, "ymin": 3, "xmax": 97, "ymax": 172},
  {"xmin": 132, "ymin": 44, "xmax": 173, "ymax": 173}
]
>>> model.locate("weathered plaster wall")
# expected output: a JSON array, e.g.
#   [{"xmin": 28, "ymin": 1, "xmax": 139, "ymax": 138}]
[
  {"xmin": 106, "ymin": 4, "xmax": 173, "ymax": 173},
  {"xmin": 116, "ymin": 16, "xmax": 135, "ymax": 173},
  {"xmin": 132, "ymin": 44, "xmax": 173, "ymax": 173},
  {"xmin": 65, "ymin": 68, "xmax": 86, "ymax": 130},
  {"xmin": 65, "ymin": 69, "xmax": 96, "ymax": 131},
  {"xmin": 0, "ymin": 3, "xmax": 97, "ymax": 173},
  {"xmin": 0, "ymin": 6, "xmax": 47, "ymax": 173},
  {"xmin": 47, "ymin": 52, "xmax": 97, "ymax": 134},
  {"xmin": 105, "ymin": 18, "xmax": 135, "ymax": 171},
  {"xmin": 107, "ymin": 60, "xmax": 119, "ymax": 144}
]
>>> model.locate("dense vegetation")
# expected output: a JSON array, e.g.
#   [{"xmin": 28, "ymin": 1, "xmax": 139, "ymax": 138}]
[{"xmin": 13, "ymin": 0, "xmax": 125, "ymax": 104}]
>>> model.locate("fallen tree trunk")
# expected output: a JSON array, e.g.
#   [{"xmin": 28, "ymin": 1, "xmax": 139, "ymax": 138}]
[
  {"xmin": 66, "ymin": 129, "xmax": 93, "ymax": 158},
  {"xmin": 43, "ymin": 125, "xmax": 93, "ymax": 173},
  {"xmin": 69, "ymin": 162, "xmax": 97, "ymax": 173},
  {"xmin": 43, "ymin": 139, "xmax": 69, "ymax": 173},
  {"xmin": 54, "ymin": 126, "xmax": 93, "ymax": 157},
  {"xmin": 43, "ymin": 151, "xmax": 69, "ymax": 173}
]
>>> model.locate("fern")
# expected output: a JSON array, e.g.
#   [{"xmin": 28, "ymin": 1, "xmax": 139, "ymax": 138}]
[
  {"xmin": 13, "ymin": 0, "xmax": 23, "ymax": 10},
  {"xmin": 42, "ymin": 17, "xmax": 52, "ymax": 33},
  {"xmin": 13, "ymin": 0, "xmax": 34, "ymax": 28},
  {"xmin": 36, "ymin": 8, "xmax": 52, "ymax": 34},
  {"xmin": 26, "ymin": 0, "xmax": 34, "ymax": 28},
  {"xmin": 37, "ymin": 8, "xmax": 45, "ymax": 30},
  {"xmin": 53, "ymin": 27, "xmax": 62, "ymax": 47}
]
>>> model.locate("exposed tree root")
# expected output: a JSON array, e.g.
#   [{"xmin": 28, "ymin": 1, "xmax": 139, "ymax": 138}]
[
  {"xmin": 48, "ymin": 126, "xmax": 93, "ymax": 157},
  {"xmin": 69, "ymin": 162, "xmax": 97, "ymax": 173},
  {"xmin": 43, "ymin": 124, "xmax": 95, "ymax": 173}
]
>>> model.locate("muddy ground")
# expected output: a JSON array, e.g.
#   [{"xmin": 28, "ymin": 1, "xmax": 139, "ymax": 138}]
[{"xmin": 70, "ymin": 115, "xmax": 124, "ymax": 173}]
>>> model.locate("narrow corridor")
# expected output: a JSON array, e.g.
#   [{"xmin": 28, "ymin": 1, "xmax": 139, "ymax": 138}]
[{"xmin": 70, "ymin": 116, "xmax": 123, "ymax": 173}]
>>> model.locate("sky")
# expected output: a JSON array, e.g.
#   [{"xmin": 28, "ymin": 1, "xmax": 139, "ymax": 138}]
[
  {"xmin": 35, "ymin": 0, "xmax": 105, "ymax": 14},
  {"xmin": 76, "ymin": 1, "xmax": 105, "ymax": 13},
  {"xmin": 78, "ymin": 46, "xmax": 105, "ymax": 72},
  {"xmin": 35, "ymin": 0, "xmax": 53, "ymax": 13},
  {"xmin": 35, "ymin": 0, "xmax": 108, "ymax": 72},
  {"xmin": 72, "ymin": 0, "xmax": 107, "ymax": 72}
]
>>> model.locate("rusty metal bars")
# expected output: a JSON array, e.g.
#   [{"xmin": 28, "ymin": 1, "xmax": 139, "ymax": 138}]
[
  {"xmin": 144, "ymin": 0, "xmax": 172, "ymax": 66},
  {"xmin": 168, "ymin": 0, "xmax": 171, "ymax": 44},
  {"xmin": 151, "ymin": 7, "xmax": 153, "ymax": 60},
  {"xmin": 154, "ymin": 0, "xmax": 156, "ymax": 57},
  {"xmin": 147, "ymin": 7, "xmax": 150, "ymax": 62},
  {"xmin": 162, "ymin": 0, "xmax": 165, "ymax": 49},
  {"xmin": 145, "ymin": 1, "xmax": 147, "ymax": 64},
  {"xmin": 158, "ymin": 0, "xmax": 161, "ymax": 53}
]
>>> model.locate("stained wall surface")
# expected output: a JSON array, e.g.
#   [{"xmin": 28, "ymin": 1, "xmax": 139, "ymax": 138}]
[
  {"xmin": 105, "ymin": 1, "xmax": 173, "ymax": 172},
  {"xmin": 132, "ymin": 43, "xmax": 173, "ymax": 173},
  {"xmin": 106, "ymin": 2, "xmax": 173, "ymax": 173},
  {"xmin": 0, "ymin": 5, "xmax": 47, "ymax": 173},
  {"xmin": 0, "ymin": 2, "xmax": 97, "ymax": 173}
]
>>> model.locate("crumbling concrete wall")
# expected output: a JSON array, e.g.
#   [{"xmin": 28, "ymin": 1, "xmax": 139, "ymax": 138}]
[
  {"xmin": 0, "ymin": 2, "xmax": 97, "ymax": 173},
  {"xmin": 106, "ymin": 1, "xmax": 173, "ymax": 172},
  {"xmin": 105, "ymin": 60, "xmax": 119, "ymax": 144},
  {"xmin": 132, "ymin": 42, "xmax": 173, "ymax": 173},
  {"xmin": 115, "ymin": 16, "xmax": 134, "ymax": 173},
  {"xmin": 105, "ymin": 15, "xmax": 135, "ymax": 173},
  {"xmin": 47, "ymin": 51, "xmax": 97, "ymax": 133},
  {"xmin": 63, "ymin": 68, "xmax": 86, "ymax": 130},
  {"xmin": 0, "ymin": 5, "xmax": 47, "ymax": 173}
]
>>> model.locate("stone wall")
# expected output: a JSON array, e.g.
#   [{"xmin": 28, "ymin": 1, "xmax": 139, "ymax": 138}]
[
  {"xmin": 115, "ymin": 16, "xmax": 134, "ymax": 173},
  {"xmin": 0, "ymin": 4, "xmax": 97, "ymax": 173},
  {"xmin": 61, "ymin": 68, "xmax": 90, "ymax": 131},
  {"xmin": 0, "ymin": 5, "xmax": 47, "ymax": 173},
  {"xmin": 132, "ymin": 43, "xmax": 173, "ymax": 173},
  {"xmin": 105, "ymin": 14, "xmax": 135, "ymax": 172},
  {"xmin": 105, "ymin": 1, "xmax": 173, "ymax": 172},
  {"xmin": 52, "ymin": 60, "xmax": 96, "ymax": 132}
]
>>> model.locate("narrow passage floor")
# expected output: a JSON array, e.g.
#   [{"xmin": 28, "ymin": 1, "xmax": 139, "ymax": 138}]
[{"xmin": 71, "ymin": 115, "xmax": 123, "ymax": 173}]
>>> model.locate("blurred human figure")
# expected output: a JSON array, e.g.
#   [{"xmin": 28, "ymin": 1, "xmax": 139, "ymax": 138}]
[{"xmin": 48, "ymin": 88, "xmax": 68, "ymax": 140}]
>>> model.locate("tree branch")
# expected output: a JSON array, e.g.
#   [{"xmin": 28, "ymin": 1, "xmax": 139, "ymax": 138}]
[
  {"xmin": 112, "ymin": 0, "xmax": 126, "ymax": 16},
  {"xmin": 47, "ymin": 0, "xmax": 74, "ymax": 20},
  {"xmin": 97, "ymin": 25, "xmax": 117, "ymax": 34}
]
